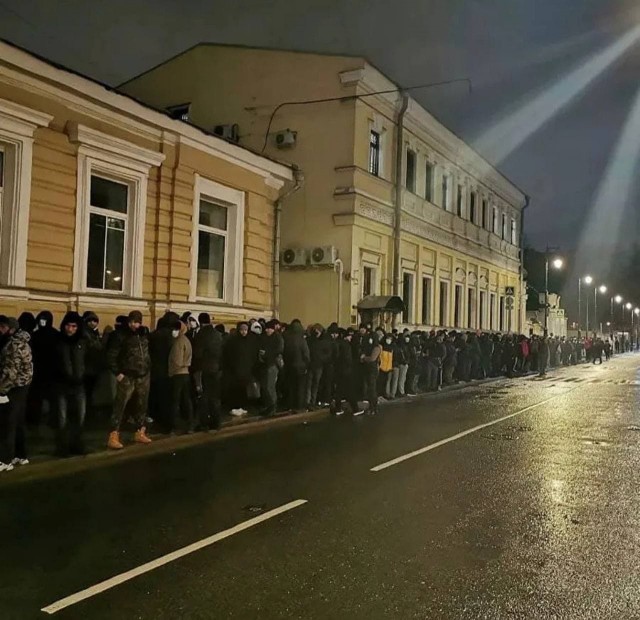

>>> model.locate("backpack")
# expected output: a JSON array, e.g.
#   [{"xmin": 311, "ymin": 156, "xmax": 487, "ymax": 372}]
[{"xmin": 379, "ymin": 349, "xmax": 393, "ymax": 373}]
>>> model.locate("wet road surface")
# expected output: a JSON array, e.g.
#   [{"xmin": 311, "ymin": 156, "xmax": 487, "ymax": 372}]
[{"xmin": 2, "ymin": 354, "xmax": 640, "ymax": 619}]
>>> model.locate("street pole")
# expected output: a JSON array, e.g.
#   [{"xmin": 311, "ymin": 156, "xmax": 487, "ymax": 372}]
[
  {"xmin": 544, "ymin": 252, "xmax": 549, "ymax": 336},
  {"xmin": 610, "ymin": 297, "xmax": 614, "ymax": 328},
  {"xmin": 578, "ymin": 278, "xmax": 581, "ymax": 334},
  {"xmin": 586, "ymin": 291, "xmax": 589, "ymax": 335},
  {"xmin": 594, "ymin": 287, "xmax": 597, "ymax": 337}
]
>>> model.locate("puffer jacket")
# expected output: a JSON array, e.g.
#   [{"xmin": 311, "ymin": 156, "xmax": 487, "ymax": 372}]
[
  {"xmin": 192, "ymin": 324, "xmax": 223, "ymax": 374},
  {"xmin": 283, "ymin": 321, "xmax": 310, "ymax": 371},
  {"xmin": 0, "ymin": 330, "xmax": 33, "ymax": 394},
  {"xmin": 56, "ymin": 331, "xmax": 87, "ymax": 385},
  {"xmin": 106, "ymin": 326, "xmax": 150, "ymax": 378},
  {"xmin": 168, "ymin": 322, "xmax": 192, "ymax": 377}
]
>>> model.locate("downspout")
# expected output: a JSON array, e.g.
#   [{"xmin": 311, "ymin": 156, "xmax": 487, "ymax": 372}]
[
  {"xmin": 273, "ymin": 166, "xmax": 304, "ymax": 318},
  {"xmin": 519, "ymin": 194, "xmax": 530, "ymax": 334},
  {"xmin": 393, "ymin": 93, "xmax": 410, "ymax": 297},
  {"xmin": 393, "ymin": 93, "xmax": 410, "ymax": 327}
]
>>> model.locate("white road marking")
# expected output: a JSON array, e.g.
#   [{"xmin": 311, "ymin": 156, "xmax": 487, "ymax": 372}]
[
  {"xmin": 371, "ymin": 392, "xmax": 575, "ymax": 472},
  {"xmin": 42, "ymin": 499, "xmax": 308, "ymax": 615}
]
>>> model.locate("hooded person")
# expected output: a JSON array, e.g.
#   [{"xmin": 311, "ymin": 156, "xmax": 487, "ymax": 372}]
[
  {"xmin": 184, "ymin": 313, "xmax": 200, "ymax": 344},
  {"xmin": 106, "ymin": 310, "xmax": 152, "ymax": 449},
  {"xmin": 305, "ymin": 324, "xmax": 331, "ymax": 410},
  {"xmin": 319, "ymin": 323, "xmax": 340, "ymax": 407},
  {"xmin": 18, "ymin": 312, "xmax": 37, "ymax": 335},
  {"xmin": 29, "ymin": 310, "xmax": 59, "ymax": 427},
  {"xmin": 192, "ymin": 312, "xmax": 223, "ymax": 430},
  {"xmin": 223, "ymin": 321, "xmax": 259, "ymax": 416},
  {"xmin": 148, "ymin": 311, "xmax": 180, "ymax": 432},
  {"xmin": 54, "ymin": 312, "xmax": 87, "ymax": 456},
  {"xmin": 250, "ymin": 322, "xmax": 263, "ymax": 336},
  {"xmin": 333, "ymin": 328, "xmax": 363, "ymax": 415},
  {"xmin": 0, "ymin": 317, "xmax": 33, "ymax": 471},
  {"xmin": 257, "ymin": 319, "xmax": 284, "ymax": 417},
  {"xmin": 359, "ymin": 330, "xmax": 382, "ymax": 415},
  {"xmin": 81, "ymin": 311, "xmax": 104, "ymax": 410},
  {"xmin": 282, "ymin": 319, "xmax": 310, "ymax": 413},
  {"xmin": 168, "ymin": 320, "xmax": 194, "ymax": 433}
]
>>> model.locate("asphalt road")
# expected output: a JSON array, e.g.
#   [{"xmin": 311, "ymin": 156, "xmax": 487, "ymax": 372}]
[{"xmin": 2, "ymin": 354, "xmax": 640, "ymax": 619}]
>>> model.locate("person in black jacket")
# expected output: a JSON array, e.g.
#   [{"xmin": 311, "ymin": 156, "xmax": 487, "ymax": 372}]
[
  {"xmin": 192, "ymin": 312, "xmax": 223, "ymax": 429},
  {"xmin": 82, "ymin": 311, "xmax": 104, "ymax": 413},
  {"xmin": 332, "ymin": 329, "xmax": 363, "ymax": 415},
  {"xmin": 257, "ymin": 320, "xmax": 284, "ymax": 417},
  {"xmin": 223, "ymin": 322, "xmax": 258, "ymax": 416},
  {"xmin": 306, "ymin": 324, "xmax": 331, "ymax": 410},
  {"xmin": 30, "ymin": 310, "xmax": 58, "ymax": 427},
  {"xmin": 54, "ymin": 312, "xmax": 87, "ymax": 456},
  {"xmin": 443, "ymin": 332, "xmax": 458, "ymax": 386},
  {"xmin": 283, "ymin": 319, "xmax": 310, "ymax": 413}
]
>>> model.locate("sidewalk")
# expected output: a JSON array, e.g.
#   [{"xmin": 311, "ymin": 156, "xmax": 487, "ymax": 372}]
[{"xmin": 0, "ymin": 367, "xmax": 564, "ymax": 485}]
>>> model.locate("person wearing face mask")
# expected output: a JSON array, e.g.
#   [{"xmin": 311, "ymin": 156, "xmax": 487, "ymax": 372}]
[
  {"xmin": 359, "ymin": 329, "xmax": 382, "ymax": 415},
  {"xmin": 54, "ymin": 312, "xmax": 87, "ymax": 456},
  {"xmin": 333, "ymin": 329, "xmax": 364, "ymax": 416},
  {"xmin": 305, "ymin": 324, "xmax": 331, "ymax": 411},
  {"xmin": 192, "ymin": 312, "xmax": 223, "ymax": 430},
  {"xmin": 379, "ymin": 333, "xmax": 396, "ymax": 400},
  {"xmin": 223, "ymin": 322, "xmax": 259, "ymax": 416},
  {"xmin": 168, "ymin": 320, "xmax": 195, "ymax": 433},
  {"xmin": 30, "ymin": 310, "xmax": 58, "ymax": 428},
  {"xmin": 81, "ymin": 311, "xmax": 104, "ymax": 414},
  {"xmin": 391, "ymin": 333, "xmax": 410, "ymax": 398}
]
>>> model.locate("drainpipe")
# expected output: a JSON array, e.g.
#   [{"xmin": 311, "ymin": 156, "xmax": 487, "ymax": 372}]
[
  {"xmin": 273, "ymin": 166, "xmax": 304, "ymax": 318},
  {"xmin": 334, "ymin": 258, "xmax": 344, "ymax": 324},
  {"xmin": 392, "ymin": 93, "xmax": 409, "ymax": 327},
  {"xmin": 518, "ymin": 194, "xmax": 530, "ymax": 334}
]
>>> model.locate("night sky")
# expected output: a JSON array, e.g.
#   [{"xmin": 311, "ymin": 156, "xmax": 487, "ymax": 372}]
[{"xmin": 1, "ymin": 0, "xmax": 638, "ymax": 266}]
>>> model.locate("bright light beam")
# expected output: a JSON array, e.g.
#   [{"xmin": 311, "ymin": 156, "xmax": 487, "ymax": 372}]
[
  {"xmin": 475, "ymin": 25, "xmax": 640, "ymax": 163},
  {"xmin": 573, "ymin": 84, "xmax": 640, "ymax": 274}
]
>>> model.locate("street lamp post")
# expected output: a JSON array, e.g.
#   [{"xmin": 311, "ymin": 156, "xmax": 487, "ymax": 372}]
[
  {"xmin": 578, "ymin": 278, "xmax": 582, "ymax": 334},
  {"xmin": 583, "ymin": 275, "xmax": 593, "ymax": 333},
  {"xmin": 595, "ymin": 285, "xmax": 607, "ymax": 337},
  {"xmin": 613, "ymin": 295, "xmax": 623, "ymax": 329},
  {"xmin": 625, "ymin": 302, "xmax": 632, "ymax": 331},
  {"xmin": 544, "ymin": 248, "xmax": 563, "ymax": 336}
]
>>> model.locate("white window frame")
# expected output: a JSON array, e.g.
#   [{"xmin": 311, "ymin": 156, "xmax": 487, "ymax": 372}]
[
  {"xmin": 511, "ymin": 217, "xmax": 517, "ymax": 245},
  {"xmin": 191, "ymin": 175, "xmax": 245, "ymax": 305},
  {"xmin": 421, "ymin": 275, "xmax": 433, "ymax": 325},
  {"xmin": 441, "ymin": 173, "xmax": 451, "ymax": 210},
  {"xmin": 69, "ymin": 124, "xmax": 164, "ymax": 297},
  {"xmin": 402, "ymin": 271, "xmax": 415, "ymax": 324},
  {"xmin": 405, "ymin": 148, "xmax": 417, "ymax": 193},
  {"xmin": 0, "ymin": 98, "xmax": 52, "ymax": 287},
  {"xmin": 362, "ymin": 264, "xmax": 377, "ymax": 298}
]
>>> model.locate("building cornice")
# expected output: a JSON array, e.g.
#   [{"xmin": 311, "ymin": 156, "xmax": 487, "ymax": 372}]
[
  {"xmin": 0, "ymin": 40, "xmax": 293, "ymax": 185},
  {"xmin": 353, "ymin": 64, "xmax": 526, "ymax": 209}
]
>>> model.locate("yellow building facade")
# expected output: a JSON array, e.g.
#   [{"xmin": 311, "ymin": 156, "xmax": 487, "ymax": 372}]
[
  {"xmin": 122, "ymin": 45, "xmax": 527, "ymax": 331},
  {"xmin": 0, "ymin": 41, "xmax": 293, "ymax": 327}
]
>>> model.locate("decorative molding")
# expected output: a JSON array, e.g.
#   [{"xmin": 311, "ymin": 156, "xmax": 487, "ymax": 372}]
[
  {"xmin": 339, "ymin": 68, "xmax": 365, "ymax": 85},
  {"xmin": 67, "ymin": 122, "xmax": 165, "ymax": 169},
  {"xmin": 0, "ymin": 97, "xmax": 53, "ymax": 136},
  {"xmin": 0, "ymin": 40, "xmax": 292, "ymax": 184}
]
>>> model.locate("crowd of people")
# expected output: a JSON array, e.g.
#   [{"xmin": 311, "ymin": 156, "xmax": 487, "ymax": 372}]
[{"xmin": 0, "ymin": 308, "xmax": 631, "ymax": 472}]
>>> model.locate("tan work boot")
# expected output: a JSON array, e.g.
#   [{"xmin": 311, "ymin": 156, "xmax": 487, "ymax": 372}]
[
  {"xmin": 134, "ymin": 427, "xmax": 152, "ymax": 444},
  {"xmin": 107, "ymin": 431, "xmax": 124, "ymax": 450}
]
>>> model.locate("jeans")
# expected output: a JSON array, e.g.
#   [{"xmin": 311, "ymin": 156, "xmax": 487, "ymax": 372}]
[
  {"xmin": 386, "ymin": 368, "xmax": 399, "ymax": 398},
  {"xmin": 260, "ymin": 365, "xmax": 279, "ymax": 415},
  {"xmin": 305, "ymin": 367, "xmax": 323, "ymax": 407},
  {"xmin": 443, "ymin": 363, "xmax": 455, "ymax": 385},
  {"xmin": 0, "ymin": 385, "xmax": 29, "ymax": 464},
  {"xmin": 425, "ymin": 360, "xmax": 440, "ymax": 390},
  {"xmin": 111, "ymin": 375, "xmax": 150, "ymax": 431},
  {"xmin": 170, "ymin": 374, "xmax": 194, "ymax": 431},
  {"xmin": 396, "ymin": 364, "xmax": 409, "ymax": 396},
  {"xmin": 56, "ymin": 384, "xmax": 86, "ymax": 454}
]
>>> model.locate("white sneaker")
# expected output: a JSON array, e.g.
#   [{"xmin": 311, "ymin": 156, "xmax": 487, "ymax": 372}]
[
  {"xmin": 0, "ymin": 462, "xmax": 14, "ymax": 472},
  {"xmin": 239, "ymin": 408, "xmax": 248, "ymax": 415},
  {"xmin": 230, "ymin": 409, "xmax": 244, "ymax": 417},
  {"xmin": 11, "ymin": 458, "xmax": 29, "ymax": 466},
  {"xmin": 334, "ymin": 410, "xmax": 345, "ymax": 416},
  {"xmin": 353, "ymin": 409, "xmax": 365, "ymax": 417}
]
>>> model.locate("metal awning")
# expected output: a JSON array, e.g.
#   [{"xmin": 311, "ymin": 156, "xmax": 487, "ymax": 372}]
[{"xmin": 356, "ymin": 295, "xmax": 405, "ymax": 313}]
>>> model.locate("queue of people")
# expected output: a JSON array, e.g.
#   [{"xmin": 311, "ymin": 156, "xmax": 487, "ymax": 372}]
[{"xmin": 0, "ymin": 307, "xmax": 628, "ymax": 473}]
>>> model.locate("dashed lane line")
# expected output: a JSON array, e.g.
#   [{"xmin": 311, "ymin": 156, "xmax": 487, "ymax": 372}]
[
  {"xmin": 42, "ymin": 499, "xmax": 308, "ymax": 615},
  {"xmin": 370, "ymin": 390, "xmax": 579, "ymax": 473}
]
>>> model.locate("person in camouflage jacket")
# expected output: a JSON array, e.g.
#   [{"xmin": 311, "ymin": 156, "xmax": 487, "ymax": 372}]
[
  {"xmin": 105, "ymin": 310, "xmax": 152, "ymax": 450},
  {"xmin": 0, "ymin": 316, "xmax": 33, "ymax": 469}
]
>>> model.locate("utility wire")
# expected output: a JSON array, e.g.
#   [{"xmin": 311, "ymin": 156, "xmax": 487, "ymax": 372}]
[{"xmin": 260, "ymin": 77, "xmax": 472, "ymax": 152}]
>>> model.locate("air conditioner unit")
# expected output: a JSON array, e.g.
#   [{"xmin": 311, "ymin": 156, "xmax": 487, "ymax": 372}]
[
  {"xmin": 275, "ymin": 129, "xmax": 297, "ymax": 148},
  {"xmin": 310, "ymin": 245, "xmax": 337, "ymax": 266},
  {"xmin": 213, "ymin": 123, "xmax": 240, "ymax": 143},
  {"xmin": 281, "ymin": 248, "xmax": 308, "ymax": 267}
]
